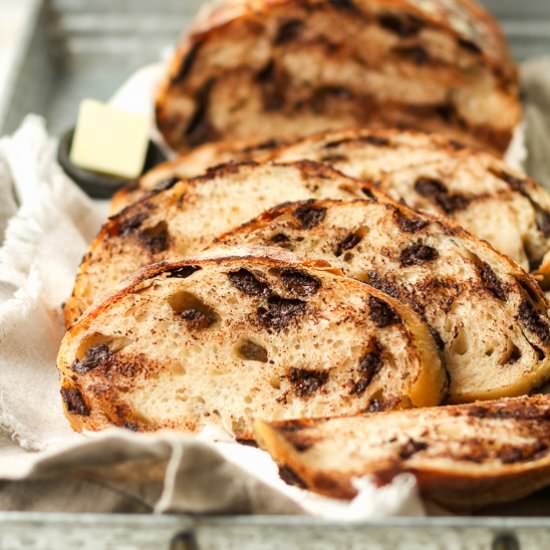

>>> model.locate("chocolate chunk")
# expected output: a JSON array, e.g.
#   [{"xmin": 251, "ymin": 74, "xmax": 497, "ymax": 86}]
[
  {"xmin": 320, "ymin": 154, "xmax": 348, "ymax": 163},
  {"xmin": 393, "ymin": 45, "xmax": 429, "ymax": 65},
  {"xmin": 378, "ymin": 12, "xmax": 423, "ymax": 37},
  {"xmin": 328, "ymin": 0, "xmax": 358, "ymax": 11},
  {"xmin": 172, "ymin": 42, "xmax": 201, "ymax": 83},
  {"xmin": 415, "ymin": 177, "xmax": 448, "ymax": 197},
  {"xmin": 362, "ymin": 135, "xmax": 391, "ymax": 147},
  {"xmin": 180, "ymin": 308, "xmax": 217, "ymax": 330},
  {"xmin": 257, "ymin": 60, "xmax": 286, "ymax": 111},
  {"xmin": 498, "ymin": 442, "xmax": 548, "ymax": 464},
  {"xmin": 366, "ymin": 271, "xmax": 402, "ymax": 301},
  {"xmin": 537, "ymin": 210, "xmax": 550, "ymax": 238},
  {"xmin": 457, "ymin": 37, "xmax": 482, "ymax": 55},
  {"xmin": 400, "ymin": 242, "xmax": 439, "ymax": 267},
  {"xmin": 274, "ymin": 19, "xmax": 304, "ymax": 44},
  {"xmin": 435, "ymin": 193, "xmax": 470, "ymax": 214},
  {"xmin": 270, "ymin": 233, "xmax": 292, "ymax": 248},
  {"xmin": 324, "ymin": 135, "xmax": 390, "ymax": 149},
  {"xmin": 228, "ymin": 269, "xmax": 270, "ymax": 297},
  {"xmin": 185, "ymin": 79, "xmax": 217, "ymax": 147},
  {"xmin": 399, "ymin": 439, "xmax": 428, "ymax": 460},
  {"xmin": 368, "ymin": 296, "xmax": 401, "ymax": 328},
  {"xmin": 478, "ymin": 262, "xmax": 507, "ymax": 301},
  {"xmin": 393, "ymin": 209, "xmax": 430, "ymax": 233},
  {"xmin": 138, "ymin": 222, "xmax": 169, "ymax": 254},
  {"xmin": 293, "ymin": 204, "xmax": 327, "ymax": 229},
  {"xmin": 288, "ymin": 367, "xmax": 329, "ymax": 397},
  {"xmin": 277, "ymin": 268, "xmax": 321, "ymax": 297},
  {"xmin": 491, "ymin": 169, "xmax": 527, "ymax": 193},
  {"xmin": 152, "ymin": 176, "xmax": 180, "ymax": 193},
  {"xmin": 310, "ymin": 86, "xmax": 353, "ymax": 113},
  {"xmin": 335, "ymin": 233, "xmax": 362, "ymax": 257},
  {"xmin": 238, "ymin": 340, "xmax": 268, "ymax": 363},
  {"xmin": 448, "ymin": 139, "xmax": 466, "ymax": 151},
  {"xmin": 258, "ymin": 295, "xmax": 307, "ymax": 330},
  {"xmin": 350, "ymin": 341, "xmax": 383, "ymax": 395},
  {"xmin": 72, "ymin": 344, "xmax": 112, "ymax": 374},
  {"xmin": 167, "ymin": 265, "xmax": 202, "ymax": 279},
  {"xmin": 279, "ymin": 465, "xmax": 308, "ymax": 489},
  {"xmin": 119, "ymin": 212, "xmax": 147, "ymax": 236},
  {"xmin": 518, "ymin": 300, "xmax": 550, "ymax": 345},
  {"xmin": 362, "ymin": 187, "xmax": 377, "ymax": 200},
  {"xmin": 414, "ymin": 177, "xmax": 469, "ymax": 213},
  {"xmin": 61, "ymin": 387, "xmax": 90, "ymax": 416},
  {"xmin": 242, "ymin": 139, "xmax": 280, "ymax": 153}
]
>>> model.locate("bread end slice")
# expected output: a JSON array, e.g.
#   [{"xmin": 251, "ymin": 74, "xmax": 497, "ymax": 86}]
[{"xmin": 255, "ymin": 395, "xmax": 550, "ymax": 510}]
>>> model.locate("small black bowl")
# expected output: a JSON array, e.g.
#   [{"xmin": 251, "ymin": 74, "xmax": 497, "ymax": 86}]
[{"xmin": 57, "ymin": 127, "xmax": 167, "ymax": 199}]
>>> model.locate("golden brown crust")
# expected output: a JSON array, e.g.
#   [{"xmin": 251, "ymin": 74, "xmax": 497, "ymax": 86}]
[{"xmin": 255, "ymin": 394, "xmax": 550, "ymax": 510}]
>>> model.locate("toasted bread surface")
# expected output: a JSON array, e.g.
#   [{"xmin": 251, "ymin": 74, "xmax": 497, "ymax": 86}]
[
  {"xmin": 215, "ymin": 199, "xmax": 550, "ymax": 402},
  {"xmin": 57, "ymin": 255, "xmax": 446, "ymax": 438},
  {"xmin": 255, "ymin": 394, "xmax": 550, "ymax": 511}
]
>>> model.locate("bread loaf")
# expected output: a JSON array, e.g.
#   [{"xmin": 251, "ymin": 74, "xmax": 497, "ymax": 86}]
[
  {"xmin": 57, "ymin": 255, "xmax": 446, "ymax": 438},
  {"xmin": 155, "ymin": 0, "xmax": 520, "ymax": 155}
]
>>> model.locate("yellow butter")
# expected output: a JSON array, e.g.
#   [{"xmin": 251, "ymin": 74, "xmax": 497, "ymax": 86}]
[{"xmin": 70, "ymin": 99, "xmax": 150, "ymax": 179}]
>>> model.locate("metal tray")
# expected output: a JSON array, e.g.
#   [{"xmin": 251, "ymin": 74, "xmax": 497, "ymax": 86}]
[{"xmin": 1, "ymin": 1, "xmax": 550, "ymax": 548}]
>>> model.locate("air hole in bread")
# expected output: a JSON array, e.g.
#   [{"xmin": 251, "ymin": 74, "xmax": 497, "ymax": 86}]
[
  {"xmin": 167, "ymin": 265, "xmax": 202, "ymax": 279},
  {"xmin": 451, "ymin": 328, "xmax": 468, "ymax": 356},
  {"xmin": 73, "ymin": 333, "xmax": 131, "ymax": 374},
  {"xmin": 168, "ymin": 291, "xmax": 219, "ymax": 330},
  {"xmin": 139, "ymin": 221, "xmax": 170, "ymax": 254},
  {"xmin": 236, "ymin": 339, "xmax": 269, "ymax": 363}
]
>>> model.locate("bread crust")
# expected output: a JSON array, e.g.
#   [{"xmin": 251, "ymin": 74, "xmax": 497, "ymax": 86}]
[
  {"xmin": 255, "ymin": 394, "xmax": 550, "ymax": 510},
  {"xmin": 155, "ymin": 0, "xmax": 519, "ymax": 154},
  {"xmin": 57, "ymin": 254, "xmax": 446, "ymax": 437}
]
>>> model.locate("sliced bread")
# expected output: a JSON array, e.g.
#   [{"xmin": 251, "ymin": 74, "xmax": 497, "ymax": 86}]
[
  {"xmin": 214, "ymin": 199, "xmax": 550, "ymax": 402},
  {"xmin": 64, "ymin": 161, "xmax": 371, "ymax": 327},
  {"xmin": 57, "ymin": 255, "xmax": 446, "ymax": 438},
  {"xmin": 255, "ymin": 394, "xmax": 550, "ymax": 510}
]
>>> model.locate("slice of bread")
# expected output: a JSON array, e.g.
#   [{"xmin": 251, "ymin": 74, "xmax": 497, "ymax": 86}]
[
  {"xmin": 255, "ymin": 394, "xmax": 550, "ymax": 511},
  {"xmin": 214, "ymin": 199, "xmax": 550, "ymax": 402},
  {"xmin": 57, "ymin": 255, "xmax": 446, "ymax": 438},
  {"xmin": 156, "ymin": 0, "xmax": 519, "ymax": 155},
  {"xmin": 113, "ymin": 129, "xmax": 550, "ymax": 274},
  {"xmin": 64, "ymin": 161, "xmax": 372, "ymax": 327}
]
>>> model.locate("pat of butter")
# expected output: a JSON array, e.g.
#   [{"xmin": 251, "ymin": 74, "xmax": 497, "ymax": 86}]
[{"xmin": 70, "ymin": 99, "xmax": 150, "ymax": 179}]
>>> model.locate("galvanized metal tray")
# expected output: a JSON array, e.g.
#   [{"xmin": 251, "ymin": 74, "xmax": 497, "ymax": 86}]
[{"xmin": 1, "ymin": 1, "xmax": 550, "ymax": 548}]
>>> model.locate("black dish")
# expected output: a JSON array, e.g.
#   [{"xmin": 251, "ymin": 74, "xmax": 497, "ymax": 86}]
[{"xmin": 57, "ymin": 127, "xmax": 167, "ymax": 199}]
